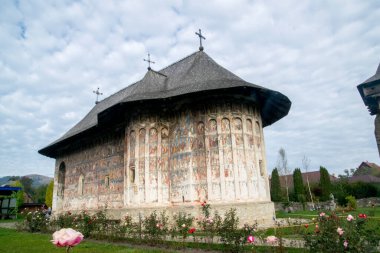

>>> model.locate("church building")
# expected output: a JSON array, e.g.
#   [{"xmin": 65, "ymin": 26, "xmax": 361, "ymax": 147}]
[{"xmin": 39, "ymin": 37, "xmax": 291, "ymax": 225}]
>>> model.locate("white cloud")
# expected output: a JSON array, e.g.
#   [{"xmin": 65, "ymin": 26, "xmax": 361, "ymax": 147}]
[{"xmin": 0, "ymin": 0, "xmax": 379, "ymax": 177}]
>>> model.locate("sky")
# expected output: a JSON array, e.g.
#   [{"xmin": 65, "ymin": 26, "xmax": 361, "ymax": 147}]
[{"xmin": 0, "ymin": 0, "xmax": 379, "ymax": 178}]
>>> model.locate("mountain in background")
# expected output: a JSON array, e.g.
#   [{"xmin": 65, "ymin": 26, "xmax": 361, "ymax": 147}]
[
  {"xmin": 25, "ymin": 174, "xmax": 53, "ymax": 187},
  {"xmin": 0, "ymin": 174, "xmax": 52, "ymax": 187},
  {"xmin": 0, "ymin": 176, "xmax": 13, "ymax": 186}
]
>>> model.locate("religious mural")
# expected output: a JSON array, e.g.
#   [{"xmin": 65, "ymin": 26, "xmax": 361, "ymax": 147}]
[
  {"xmin": 54, "ymin": 132, "xmax": 124, "ymax": 211},
  {"xmin": 54, "ymin": 101, "xmax": 269, "ymax": 211}
]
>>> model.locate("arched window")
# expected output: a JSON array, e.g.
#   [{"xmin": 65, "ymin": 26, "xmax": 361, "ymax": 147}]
[
  {"xmin": 105, "ymin": 175, "xmax": 110, "ymax": 188},
  {"xmin": 58, "ymin": 162, "xmax": 66, "ymax": 197},
  {"xmin": 78, "ymin": 174, "xmax": 84, "ymax": 195}
]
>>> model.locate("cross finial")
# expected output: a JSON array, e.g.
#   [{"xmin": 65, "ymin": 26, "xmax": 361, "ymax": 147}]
[
  {"xmin": 93, "ymin": 87, "xmax": 103, "ymax": 104},
  {"xmin": 143, "ymin": 53, "xmax": 155, "ymax": 70},
  {"xmin": 195, "ymin": 29, "xmax": 206, "ymax": 51}
]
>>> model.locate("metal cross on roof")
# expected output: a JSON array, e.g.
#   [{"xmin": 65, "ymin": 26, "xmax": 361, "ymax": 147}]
[
  {"xmin": 143, "ymin": 53, "xmax": 155, "ymax": 70},
  {"xmin": 195, "ymin": 29, "xmax": 206, "ymax": 51},
  {"xmin": 93, "ymin": 87, "xmax": 103, "ymax": 104}
]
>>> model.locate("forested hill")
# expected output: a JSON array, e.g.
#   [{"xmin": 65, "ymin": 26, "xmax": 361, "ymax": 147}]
[{"xmin": 0, "ymin": 174, "xmax": 52, "ymax": 187}]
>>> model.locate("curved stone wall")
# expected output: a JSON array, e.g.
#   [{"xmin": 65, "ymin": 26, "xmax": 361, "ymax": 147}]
[{"xmin": 124, "ymin": 101, "xmax": 270, "ymax": 207}]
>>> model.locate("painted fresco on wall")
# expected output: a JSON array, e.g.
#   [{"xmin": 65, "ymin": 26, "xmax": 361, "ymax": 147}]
[
  {"xmin": 207, "ymin": 118, "xmax": 221, "ymax": 200},
  {"xmin": 58, "ymin": 101, "xmax": 270, "ymax": 214},
  {"xmin": 138, "ymin": 128, "xmax": 146, "ymax": 203},
  {"xmin": 234, "ymin": 117, "xmax": 248, "ymax": 199},
  {"xmin": 149, "ymin": 128, "xmax": 158, "ymax": 202},
  {"xmin": 58, "ymin": 131, "xmax": 124, "ymax": 211},
  {"xmin": 221, "ymin": 118, "xmax": 235, "ymax": 200},
  {"xmin": 128, "ymin": 130, "xmax": 136, "ymax": 203},
  {"xmin": 161, "ymin": 127, "xmax": 169, "ymax": 202},
  {"xmin": 193, "ymin": 122, "xmax": 207, "ymax": 201},
  {"xmin": 244, "ymin": 119, "xmax": 255, "ymax": 198},
  {"xmin": 169, "ymin": 113, "xmax": 192, "ymax": 203}
]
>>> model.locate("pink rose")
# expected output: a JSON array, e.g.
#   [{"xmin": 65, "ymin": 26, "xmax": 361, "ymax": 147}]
[
  {"xmin": 343, "ymin": 240, "xmax": 348, "ymax": 248},
  {"xmin": 51, "ymin": 228, "xmax": 84, "ymax": 247},
  {"xmin": 247, "ymin": 235, "xmax": 255, "ymax": 243},
  {"xmin": 337, "ymin": 227, "xmax": 344, "ymax": 236},
  {"xmin": 346, "ymin": 214, "xmax": 354, "ymax": 221},
  {"xmin": 319, "ymin": 212, "xmax": 325, "ymax": 217},
  {"xmin": 266, "ymin": 235, "xmax": 277, "ymax": 244}
]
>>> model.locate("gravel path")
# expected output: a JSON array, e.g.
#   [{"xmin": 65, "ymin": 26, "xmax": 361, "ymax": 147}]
[{"xmin": 0, "ymin": 222, "xmax": 17, "ymax": 229}]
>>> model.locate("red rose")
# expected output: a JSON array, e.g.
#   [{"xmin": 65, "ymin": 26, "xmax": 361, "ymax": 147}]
[
  {"xmin": 304, "ymin": 224, "xmax": 309, "ymax": 228},
  {"xmin": 188, "ymin": 228, "xmax": 196, "ymax": 234}
]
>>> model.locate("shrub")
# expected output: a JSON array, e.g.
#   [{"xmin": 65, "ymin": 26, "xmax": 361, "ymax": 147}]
[
  {"xmin": 143, "ymin": 211, "xmax": 168, "ymax": 243},
  {"xmin": 345, "ymin": 195, "xmax": 357, "ymax": 210},
  {"xmin": 52, "ymin": 211, "xmax": 75, "ymax": 229},
  {"xmin": 304, "ymin": 212, "xmax": 379, "ymax": 252},
  {"xmin": 293, "ymin": 168, "xmax": 305, "ymax": 202},
  {"xmin": 217, "ymin": 208, "xmax": 253, "ymax": 252},
  {"xmin": 22, "ymin": 210, "xmax": 49, "ymax": 232},
  {"xmin": 270, "ymin": 168, "xmax": 283, "ymax": 202},
  {"xmin": 117, "ymin": 214, "xmax": 137, "ymax": 239},
  {"xmin": 197, "ymin": 202, "xmax": 222, "ymax": 243},
  {"xmin": 319, "ymin": 166, "xmax": 332, "ymax": 201},
  {"xmin": 172, "ymin": 212, "xmax": 194, "ymax": 241}
]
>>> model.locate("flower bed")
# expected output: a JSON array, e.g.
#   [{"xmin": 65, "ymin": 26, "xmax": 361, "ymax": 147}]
[{"xmin": 18, "ymin": 203, "xmax": 380, "ymax": 252}]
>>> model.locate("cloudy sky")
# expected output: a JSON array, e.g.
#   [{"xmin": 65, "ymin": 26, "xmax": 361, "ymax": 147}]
[{"xmin": 1, "ymin": 0, "xmax": 379, "ymax": 178}]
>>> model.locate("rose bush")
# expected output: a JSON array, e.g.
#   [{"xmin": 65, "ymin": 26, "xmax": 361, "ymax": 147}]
[{"xmin": 304, "ymin": 212, "xmax": 379, "ymax": 252}]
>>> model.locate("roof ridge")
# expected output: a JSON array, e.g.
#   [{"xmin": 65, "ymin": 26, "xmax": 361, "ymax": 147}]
[
  {"xmin": 149, "ymin": 69, "xmax": 167, "ymax": 77},
  {"xmin": 158, "ymin": 50, "xmax": 201, "ymax": 72}
]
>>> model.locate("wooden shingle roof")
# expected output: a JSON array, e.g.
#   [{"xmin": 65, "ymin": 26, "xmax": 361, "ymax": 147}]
[
  {"xmin": 357, "ymin": 63, "xmax": 380, "ymax": 115},
  {"xmin": 39, "ymin": 50, "xmax": 291, "ymax": 158}
]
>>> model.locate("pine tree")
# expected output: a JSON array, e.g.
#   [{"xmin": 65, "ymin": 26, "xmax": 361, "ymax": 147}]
[
  {"xmin": 270, "ymin": 168, "xmax": 282, "ymax": 202},
  {"xmin": 293, "ymin": 168, "xmax": 305, "ymax": 202},
  {"xmin": 45, "ymin": 180, "xmax": 54, "ymax": 208},
  {"xmin": 319, "ymin": 166, "xmax": 332, "ymax": 201}
]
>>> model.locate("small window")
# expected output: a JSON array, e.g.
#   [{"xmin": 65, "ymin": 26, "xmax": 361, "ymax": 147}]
[
  {"xmin": 259, "ymin": 160, "xmax": 264, "ymax": 176},
  {"xmin": 105, "ymin": 175, "xmax": 110, "ymax": 187},
  {"xmin": 78, "ymin": 174, "xmax": 84, "ymax": 195},
  {"xmin": 130, "ymin": 167, "xmax": 135, "ymax": 183},
  {"xmin": 58, "ymin": 162, "xmax": 66, "ymax": 197}
]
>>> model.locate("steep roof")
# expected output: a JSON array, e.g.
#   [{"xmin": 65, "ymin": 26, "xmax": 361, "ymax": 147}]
[
  {"xmin": 360, "ymin": 64, "xmax": 380, "ymax": 85},
  {"xmin": 355, "ymin": 161, "xmax": 380, "ymax": 177},
  {"xmin": 39, "ymin": 50, "xmax": 291, "ymax": 157},
  {"xmin": 278, "ymin": 171, "xmax": 337, "ymax": 189},
  {"xmin": 357, "ymin": 63, "xmax": 380, "ymax": 115}
]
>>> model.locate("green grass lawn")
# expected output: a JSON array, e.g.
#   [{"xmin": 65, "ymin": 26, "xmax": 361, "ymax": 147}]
[
  {"xmin": 272, "ymin": 206, "xmax": 380, "ymax": 240},
  {"xmin": 0, "ymin": 227, "xmax": 308, "ymax": 253},
  {"xmin": 275, "ymin": 206, "xmax": 380, "ymax": 219},
  {"xmin": 0, "ymin": 228, "xmax": 174, "ymax": 253}
]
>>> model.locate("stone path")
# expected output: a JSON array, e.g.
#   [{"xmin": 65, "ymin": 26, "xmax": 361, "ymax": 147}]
[{"xmin": 0, "ymin": 222, "xmax": 17, "ymax": 229}]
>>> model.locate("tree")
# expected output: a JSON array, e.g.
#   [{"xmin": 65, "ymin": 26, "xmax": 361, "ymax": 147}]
[
  {"xmin": 34, "ymin": 184, "xmax": 48, "ymax": 203},
  {"xmin": 45, "ymin": 180, "xmax": 54, "ymax": 208},
  {"xmin": 293, "ymin": 168, "xmax": 305, "ymax": 202},
  {"xmin": 270, "ymin": 168, "xmax": 282, "ymax": 202},
  {"xmin": 20, "ymin": 176, "xmax": 34, "ymax": 197},
  {"xmin": 10, "ymin": 180, "xmax": 24, "ymax": 208},
  {"xmin": 302, "ymin": 155, "xmax": 314, "ymax": 208},
  {"xmin": 319, "ymin": 166, "xmax": 332, "ymax": 201},
  {"xmin": 277, "ymin": 148, "xmax": 290, "ymax": 202}
]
